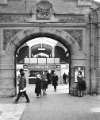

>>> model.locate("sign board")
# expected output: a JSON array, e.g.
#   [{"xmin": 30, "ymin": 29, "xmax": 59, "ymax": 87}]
[
  {"xmin": 24, "ymin": 58, "xmax": 37, "ymax": 64},
  {"xmin": 55, "ymin": 58, "xmax": 60, "ymax": 64},
  {"xmin": 30, "ymin": 58, "xmax": 37, "ymax": 64},
  {"xmin": 38, "ymin": 58, "xmax": 46, "ymax": 64},
  {"xmin": 74, "ymin": 66, "xmax": 85, "ymax": 82},
  {"xmin": 23, "ymin": 64, "xmax": 60, "ymax": 71},
  {"xmin": 24, "ymin": 58, "xmax": 60, "ymax": 64},
  {"xmin": 47, "ymin": 58, "xmax": 54, "ymax": 64},
  {"xmin": 24, "ymin": 58, "xmax": 30, "ymax": 64}
]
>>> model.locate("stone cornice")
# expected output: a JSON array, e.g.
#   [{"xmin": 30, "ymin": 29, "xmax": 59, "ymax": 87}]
[
  {"xmin": 0, "ymin": 13, "xmax": 85, "ymax": 16},
  {"xmin": 0, "ymin": 23, "xmax": 86, "ymax": 28},
  {"xmin": 0, "ymin": 13, "xmax": 86, "ymax": 23}
]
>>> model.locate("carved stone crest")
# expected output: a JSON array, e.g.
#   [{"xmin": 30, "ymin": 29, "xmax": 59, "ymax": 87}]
[{"xmin": 36, "ymin": 0, "xmax": 53, "ymax": 20}]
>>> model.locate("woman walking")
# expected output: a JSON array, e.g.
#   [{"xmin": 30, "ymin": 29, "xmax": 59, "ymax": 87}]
[
  {"xmin": 77, "ymin": 71, "xmax": 86, "ymax": 97},
  {"xmin": 35, "ymin": 74, "xmax": 42, "ymax": 97}
]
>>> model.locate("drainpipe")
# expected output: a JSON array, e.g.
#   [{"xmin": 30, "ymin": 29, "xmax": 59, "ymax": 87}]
[{"xmin": 89, "ymin": 13, "xmax": 92, "ymax": 95}]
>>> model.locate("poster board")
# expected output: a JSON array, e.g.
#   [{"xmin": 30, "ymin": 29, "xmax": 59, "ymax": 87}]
[{"xmin": 74, "ymin": 66, "xmax": 85, "ymax": 82}]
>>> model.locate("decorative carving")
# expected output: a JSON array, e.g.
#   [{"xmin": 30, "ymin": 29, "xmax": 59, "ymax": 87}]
[
  {"xmin": 3, "ymin": 29, "xmax": 21, "ymax": 50},
  {"xmin": 64, "ymin": 29, "xmax": 83, "ymax": 49},
  {"xmin": 0, "ymin": 14, "xmax": 85, "ymax": 23},
  {"xmin": 58, "ymin": 15, "xmax": 85, "ymax": 23},
  {"xmin": 78, "ymin": 0, "xmax": 92, "ymax": 6},
  {"xmin": 36, "ymin": 0, "xmax": 53, "ymax": 20},
  {"xmin": 89, "ymin": 10, "xmax": 98, "ymax": 24},
  {"xmin": 0, "ymin": 14, "xmax": 29, "ymax": 23}
]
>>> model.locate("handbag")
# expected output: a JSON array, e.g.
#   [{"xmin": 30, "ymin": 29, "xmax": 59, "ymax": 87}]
[{"xmin": 20, "ymin": 87, "xmax": 26, "ymax": 92}]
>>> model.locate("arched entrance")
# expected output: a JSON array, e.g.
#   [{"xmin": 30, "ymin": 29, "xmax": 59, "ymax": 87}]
[
  {"xmin": 15, "ymin": 36, "xmax": 71, "ymax": 95},
  {"xmin": 4, "ymin": 28, "xmax": 82, "ymax": 96}
]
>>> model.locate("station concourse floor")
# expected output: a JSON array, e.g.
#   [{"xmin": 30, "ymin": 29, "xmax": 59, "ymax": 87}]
[{"xmin": 0, "ymin": 84, "xmax": 100, "ymax": 120}]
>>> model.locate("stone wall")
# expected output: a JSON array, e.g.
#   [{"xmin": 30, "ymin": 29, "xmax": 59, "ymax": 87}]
[{"xmin": 0, "ymin": 0, "xmax": 99, "ymax": 96}]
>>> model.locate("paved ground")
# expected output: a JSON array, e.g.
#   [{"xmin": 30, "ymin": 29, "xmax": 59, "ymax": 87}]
[{"xmin": 0, "ymin": 84, "xmax": 100, "ymax": 120}]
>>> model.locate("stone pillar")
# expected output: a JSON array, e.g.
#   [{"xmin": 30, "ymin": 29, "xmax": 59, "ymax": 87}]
[
  {"xmin": 90, "ymin": 10, "xmax": 100, "ymax": 95},
  {"xmin": 29, "ymin": 46, "xmax": 31, "ymax": 58},
  {"xmin": 89, "ymin": 21, "xmax": 97, "ymax": 94},
  {"xmin": 0, "ymin": 29, "xmax": 15, "ymax": 97},
  {"xmin": 52, "ymin": 47, "xmax": 55, "ymax": 58},
  {"xmin": 95, "ymin": 25, "xmax": 100, "ymax": 94},
  {"xmin": 0, "ymin": 53, "xmax": 16, "ymax": 97}
]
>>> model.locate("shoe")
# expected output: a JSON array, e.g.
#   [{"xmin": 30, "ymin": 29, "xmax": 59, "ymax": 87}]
[
  {"xmin": 14, "ymin": 101, "xmax": 18, "ymax": 104},
  {"xmin": 26, "ymin": 100, "xmax": 30, "ymax": 103}
]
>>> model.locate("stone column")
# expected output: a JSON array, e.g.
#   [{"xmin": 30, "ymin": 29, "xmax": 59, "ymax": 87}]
[
  {"xmin": 0, "ymin": 53, "xmax": 16, "ymax": 97},
  {"xmin": 52, "ymin": 47, "xmax": 55, "ymax": 58},
  {"xmin": 89, "ymin": 21, "xmax": 97, "ymax": 94},
  {"xmin": 29, "ymin": 46, "xmax": 31, "ymax": 58},
  {"xmin": 90, "ymin": 10, "xmax": 100, "ymax": 95},
  {"xmin": 96, "ymin": 24, "xmax": 100, "ymax": 94},
  {"xmin": 0, "ymin": 28, "xmax": 16, "ymax": 97},
  {"xmin": 0, "ymin": 29, "xmax": 15, "ymax": 97}
]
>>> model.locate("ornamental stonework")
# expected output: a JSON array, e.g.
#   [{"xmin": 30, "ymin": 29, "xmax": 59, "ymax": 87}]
[
  {"xmin": 64, "ymin": 29, "xmax": 83, "ymax": 49},
  {"xmin": 0, "ymin": 14, "xmax": 86, "ymax": 23},
  {"xmin": 36, "ymin": 0, "xmax": 53, "ymax": 20},
  {"xmin": 58, "ymin": 15, "xmax": 85, "ymax": 23},
  {"xmin": 0, "ymin": 15, "xmax": 29, "ymax": 23},
  {"xmin": 89, "ymin": 10, "xmax": 98, "ymax": 24},
  {"xmin": 3, "ymin": 29, "xmax": 21, "ymax": 50}
]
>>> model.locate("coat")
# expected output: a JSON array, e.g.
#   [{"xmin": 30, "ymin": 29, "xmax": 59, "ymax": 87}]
[
  {"xmin": 35, "ymin": 78, "xmax": 41, "ymax": 94},
  {"xmin": 77, "ymin": 76, "xmax": 86, "ymax": 91},
  {"xmin": 18, "ymin": 76, "xmax": 26, "ymax": 91},
  {"xmin": 52, "ymin": 75, "xmax": 58, "ymax": 86}
]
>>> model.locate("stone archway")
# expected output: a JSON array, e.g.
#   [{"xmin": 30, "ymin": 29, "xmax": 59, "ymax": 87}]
[
  {"xmin": 0, "ymin": 28, "xmax": 85, "ymax": 97},
  {"xmin": 6, "ymin": 28, "xmax": 81, "ymax": 54}
]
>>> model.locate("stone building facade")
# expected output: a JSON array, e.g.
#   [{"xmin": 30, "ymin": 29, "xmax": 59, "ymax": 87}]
[{"xmin": 0, "ymin": 0, "xmax": 100, "ymax": 97}]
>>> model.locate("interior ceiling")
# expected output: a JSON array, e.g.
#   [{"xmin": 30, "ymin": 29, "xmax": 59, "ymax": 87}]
[{"xmin": 31, "ymin": 43, "xmax": 52, "ymax": 55}]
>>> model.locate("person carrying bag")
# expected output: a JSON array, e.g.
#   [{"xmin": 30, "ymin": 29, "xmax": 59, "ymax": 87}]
[{"xmin": 14, "ymin": 71, "xmax": 30, "ymax": 103}]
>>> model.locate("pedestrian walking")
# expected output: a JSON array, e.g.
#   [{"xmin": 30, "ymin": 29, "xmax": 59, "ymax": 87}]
[
  {"xmin": 52, "ymin": 73, "xmax": 58, "ymax": 92},
  {"xmin": 41, "ymin": 72, "xmax": 48, "ymax": 95},
  {"xmin": 14, "ymin": 70, "xmax": 30, "ymax": 103},
  {"xmin": 63, "ymin": 72, "xmax": 67, "ymax": 84},
  {"xmin": 46, "ymin": 71, "xmax": 51, "ymax": 84},
  {"xmin": 35, "ymin": 74, "xmax": 42, "ymax": 97}
]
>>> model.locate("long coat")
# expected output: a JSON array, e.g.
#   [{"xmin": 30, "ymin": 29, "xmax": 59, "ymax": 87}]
[
  {"xmin": 77, "ymin": 76, "xmax": 86, "ymax": 91},
  {"xmin": 35, "ymin": 78, "xmax": 41, "ymax": 94},
  {"xmin": 52, "ymin": 75, "xmax": 58, "ymax": 87},
  {"xmin": 18, "ymin": 76, "xmax": 26, "ymax": 91},
  {"xmin": 41, "ymin": 73, "xmax": 48, "ymax": 90}
]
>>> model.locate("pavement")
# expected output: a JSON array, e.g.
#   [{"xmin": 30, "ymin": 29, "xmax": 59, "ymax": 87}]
[{"xmin": 0, "ymin": 84, "xmax": 100, "ymax": 120}]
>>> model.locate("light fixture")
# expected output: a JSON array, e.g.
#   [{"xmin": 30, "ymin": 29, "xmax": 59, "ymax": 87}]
[{"xmin": 38, "ymin": 38, "xmax": 46, "ymax": 51}]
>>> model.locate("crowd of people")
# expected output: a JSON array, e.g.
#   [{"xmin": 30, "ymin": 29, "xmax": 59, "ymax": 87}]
[
  {"xmin": 14, "ymin": 69, "xmax": 58, "ymax": 103},
  {"xmin": 35, "ymin": 70, "xmax": 58, "ymax": 97},
  {"xmin": 14, "ymin": 69, "xmax": 86, "ymax": 103}
]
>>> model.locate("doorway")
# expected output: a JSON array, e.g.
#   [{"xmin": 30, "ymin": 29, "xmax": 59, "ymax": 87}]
[{"xmin": 15, "ymin": 36, "xmax": 71, "ymax": 95}]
